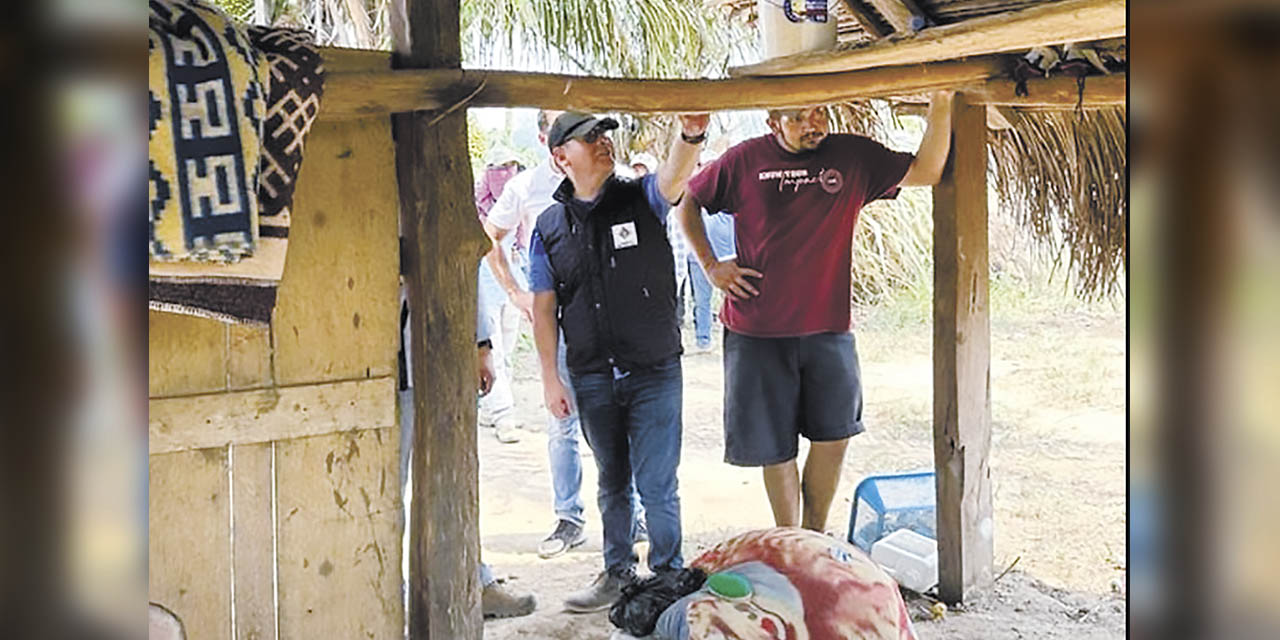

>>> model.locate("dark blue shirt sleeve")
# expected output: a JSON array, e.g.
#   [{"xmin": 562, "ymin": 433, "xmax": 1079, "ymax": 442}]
[
  {"xmin": 641, "ymin": 173, "xmax": 672, "ymax": 222},
  {"xmin": 528, "ymin": 229, "xmax": 556, "ymax": 293}
]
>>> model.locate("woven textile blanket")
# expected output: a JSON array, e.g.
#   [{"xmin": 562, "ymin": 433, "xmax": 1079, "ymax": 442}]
[
  {"xmin": 148, "ymin": 0, "xmax": 323, "ymax": 325},
  {"xmin": 148, "ymin": 0, "xmax": 265, "ymax": 263},
  {"xmin": 653, "ymin": 527, "xmax": 918, "ymax": 640}
]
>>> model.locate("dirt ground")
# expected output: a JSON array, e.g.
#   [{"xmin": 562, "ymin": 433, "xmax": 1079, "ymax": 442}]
[{"xmin": 473, "ymin": 300, "xmax": 1126, "ymax": 639}]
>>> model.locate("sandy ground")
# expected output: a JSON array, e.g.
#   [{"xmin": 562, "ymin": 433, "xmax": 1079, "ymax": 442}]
[{"xmin": 472, "ymin": 302, "xmax": 1126, "ymax": 639}]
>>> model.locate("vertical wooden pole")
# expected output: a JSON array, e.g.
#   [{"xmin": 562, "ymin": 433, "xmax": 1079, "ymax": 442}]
[
  {"xmin": 932, "ymin": 93, "xmax": 994, "ymax": 604},
  {"xmin": 390, "ymin": 0, "xmax": 488, "ymax": 637}
]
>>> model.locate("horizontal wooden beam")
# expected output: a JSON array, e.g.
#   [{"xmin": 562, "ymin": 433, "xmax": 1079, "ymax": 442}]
[
  {"xmin": 891, "ymin": 74, "xmax": 1126, "ymax": 110},
  {"xmin": 148, "ymin": 377, "xmax": 396, "ymax": 454},
  {"xmin": 320, "ymin": 47, "xmax": 1004, "ymax": 118},
  {"xmin": 732, "ymin": 0, "xmax": 1126, "ymax": 76},
  {"xmin": 972, "ymin": 73, "xmax": 1126, "ymax": 107}
]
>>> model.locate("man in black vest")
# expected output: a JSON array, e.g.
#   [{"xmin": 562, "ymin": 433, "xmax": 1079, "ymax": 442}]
[{"xmin": 528, "ymin": 111, "xmax": 708, "ymax": 611}]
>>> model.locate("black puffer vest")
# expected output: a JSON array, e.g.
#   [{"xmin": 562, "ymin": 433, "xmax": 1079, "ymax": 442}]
[{"xmin": 536, "ymin": 175, "xmax": 681, "ymax": 375}]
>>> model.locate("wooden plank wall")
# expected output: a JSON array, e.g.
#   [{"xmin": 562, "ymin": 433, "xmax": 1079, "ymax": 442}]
[
  {"xmin": 149, "ymin": 81, "xmax": 403, "ymax": 638},
  {"xmin": 149, "ymin": 448, "xmax": 232, "ymax": 640},
  {"xmin": 276, "ymin": 428, "xmax": 402, "ymax": 638}
]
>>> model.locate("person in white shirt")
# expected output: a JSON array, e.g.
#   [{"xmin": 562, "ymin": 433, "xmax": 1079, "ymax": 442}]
[{"xmin": 482, "ymin": 110, "xmax": 647, "ymax": 559}]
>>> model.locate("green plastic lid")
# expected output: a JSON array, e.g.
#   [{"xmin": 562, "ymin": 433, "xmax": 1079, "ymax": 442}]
[{"xmin": 706, "ymin": 571, "xmax": 752, "ymax": 600}]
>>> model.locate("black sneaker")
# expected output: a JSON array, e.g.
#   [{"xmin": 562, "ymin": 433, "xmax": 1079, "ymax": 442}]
[
  {"xmin": 537, "ymin": 519, "xmax": 586, "ymax": 559},
  {"xmin": 564, "ymin": 566, "xmax": 635, "ymax": 613}
]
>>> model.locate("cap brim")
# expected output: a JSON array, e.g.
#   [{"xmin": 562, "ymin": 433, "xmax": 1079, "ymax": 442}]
[{"xmin": 553, "ymin": 116, "xmax": 619, "ymax": 148}]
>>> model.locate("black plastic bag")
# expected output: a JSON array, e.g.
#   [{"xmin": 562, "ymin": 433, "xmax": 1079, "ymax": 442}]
[{"xmin": 609, "ymin": 567, "xmax": 707, "ymax": 637}]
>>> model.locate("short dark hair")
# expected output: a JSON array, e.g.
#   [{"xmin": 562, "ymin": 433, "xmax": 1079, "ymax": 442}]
[{"xmin": 768, "ymin": 106, "xmax": 828, "ymax": 122}]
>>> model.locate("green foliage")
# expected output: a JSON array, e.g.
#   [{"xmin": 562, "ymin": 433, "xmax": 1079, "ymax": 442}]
[
  {"xmin": 459, "ymin": 0, "xmax": 751, "ymax": 78},
  {"xmin": 466, "ymin": 113, "xmax": 490, "ymax": 174},
  {"xmin": 209, "ymin": 0, "xmax": 255, "ymax": 21}
]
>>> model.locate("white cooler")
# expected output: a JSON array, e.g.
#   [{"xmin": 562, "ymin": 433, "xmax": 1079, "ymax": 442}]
[{"xmin": 870, "ymin": 528, "xmax": 939, "ymax": 593}]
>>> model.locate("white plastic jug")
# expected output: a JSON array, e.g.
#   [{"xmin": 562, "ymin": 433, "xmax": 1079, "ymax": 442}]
[{"xmin": 756, "ymin": 0, "xmax": 838, "ymax": 60}]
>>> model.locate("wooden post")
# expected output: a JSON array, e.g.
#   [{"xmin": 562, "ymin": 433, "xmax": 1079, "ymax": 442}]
[
  {"xmin": 391, "ymin": 0, "xmax": 487, "ymax": 637},
  {"xmin": 931, "ymin": 94, "xmax": 993, "ymax": 604}
]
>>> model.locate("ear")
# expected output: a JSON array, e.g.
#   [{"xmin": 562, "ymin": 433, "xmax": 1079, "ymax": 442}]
[
  {"xmin": 765, "ymin": 117, "xmax": 782, "ymax": 137},
  {"xmin": 551, "ymin": 147, "xmax": 568, "ymax": 171}
]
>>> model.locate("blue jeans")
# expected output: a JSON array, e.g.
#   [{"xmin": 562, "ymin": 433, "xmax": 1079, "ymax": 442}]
[
  {"xmin": 572, "ymin": 358, "xmax": 683, "ymax": 572},
  {"xmin": 547, "ymin": 339, "xmax": 587, "ymax": 527},
  {"xmin": 687, "ymin": 255, "xmax": 713, "ymax": 347},
  {"xmin": 549, "ymin": 336, "xmax": 644, "ymax": 529},
  {"xmin": 398, "ymin": 389, "xmax": 496, "ymax": 589}
]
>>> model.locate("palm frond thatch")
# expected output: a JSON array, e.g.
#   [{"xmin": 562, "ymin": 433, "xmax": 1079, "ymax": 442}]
[
  {"xmin": 460, "ymin": 0, "xmax": 752, "ymax": 79},
  {"xmin": 989, "ymin": 107, "xmax": 1128, "ymax": 298}
]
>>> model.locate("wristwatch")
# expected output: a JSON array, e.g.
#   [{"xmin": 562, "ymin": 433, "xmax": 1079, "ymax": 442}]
[
  {"xmin": 681, "ymin": 131, "xmax": 707, "ymax": 145},
  {"xmin": 476, "ymin": 339, "xmax": 492, "ymax": 349}
]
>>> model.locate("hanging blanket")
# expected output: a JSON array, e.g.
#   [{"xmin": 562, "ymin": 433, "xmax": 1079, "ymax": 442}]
[
  {"xmin": 148, "ymin": 0, "xmax": 265, "ymax": 263},
  {"xmin": 652, "ymin": 528, "xmax": 919, "ymax": 640},
  {"xmin": 148, "ymin": 0, "xmax": 324, "ymax": 325}
]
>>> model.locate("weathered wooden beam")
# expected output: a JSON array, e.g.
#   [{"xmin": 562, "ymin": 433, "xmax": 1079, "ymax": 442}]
[
  {"xmin": 932, "ymin": 94, "xmax": 994, "ymax": 604},
  {"xmin": 972, "ymin": 73, "xmax": 1127, "ymax": 107},
  {"xmin": 895, "ymin": 103, "xmax": 1017, "ymax": 129},
  {"xmin": 320, "ymin": 48, "xmax": 1005, "ymax": 118},
  {"xmin": 839, "ymin": 0, "xmax": 891, "ymax": 39},
  {"xmin": 147, "ymin": 378, "xmax": 397, "ymax": 454},
  {"xmin": 891, "ymin": 73, "xmax": 1126, "ymax": 111},
  {"xmin": 867, "ymin": 0, "xmax": 919, "ymax": 33},
  {"xmin": 391, "ymin": 0, "xmax": 486, "ymax": 638},
  {"xmin": 732, "ymin": 0, "xmax": 1125, "ymax": 76}
]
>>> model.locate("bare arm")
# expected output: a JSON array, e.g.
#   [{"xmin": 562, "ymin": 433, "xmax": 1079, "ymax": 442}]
[
  {"xmin": 533, "ymin": 290, "xmax": 572, "ymax": 419},
  {"xmin": 656, "ymin": 113, "xmax": 711, "ymax": 203},
  {"xmin": 676, "ymin": 194, "xmax": 762, "ymax": 300},
  {"xmin": 483, "ymin": 220, "xmax": 534, "ymax": 320},
  {"xmin": 900, "ymin": 91, "xmax": 956, "ymax": 187}
]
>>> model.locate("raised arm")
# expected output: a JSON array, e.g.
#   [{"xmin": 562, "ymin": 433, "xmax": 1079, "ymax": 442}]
[
  {"xmin": 900, "ymin": 91, "xmax": 956, "ymax": 187},
  {"xmin": 656, "ymin": 113, "xmax": 711, "ymax": 203}
]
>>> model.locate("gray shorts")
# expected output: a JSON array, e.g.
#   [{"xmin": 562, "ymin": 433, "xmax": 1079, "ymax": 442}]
[{"xmin": 723, "ymin": 329, "xmax": 864, "ymax": 466}]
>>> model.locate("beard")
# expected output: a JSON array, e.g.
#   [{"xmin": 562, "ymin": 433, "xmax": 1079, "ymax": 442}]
[{"xmin": 798, "ymin": 132, "xmax": 827, "ymax": 149}]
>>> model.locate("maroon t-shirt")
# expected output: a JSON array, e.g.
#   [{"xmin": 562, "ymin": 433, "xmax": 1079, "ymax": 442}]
[{"xmin": 687, "ymin": 133, "xmax": 914, "ymax": 337}]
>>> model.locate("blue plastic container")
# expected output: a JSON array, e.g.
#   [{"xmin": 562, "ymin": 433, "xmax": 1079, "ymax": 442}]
[{"xmin": 847, "ymin": 470, "xmax": 937, "ymax": 552}]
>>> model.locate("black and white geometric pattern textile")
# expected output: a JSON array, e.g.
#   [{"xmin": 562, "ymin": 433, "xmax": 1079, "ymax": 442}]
[
  {"xmin": 248, "ymin": 25, "xmax": 325, "ymax": 235},
  {"xmin": 148, "ymin": 2, "xmax": 324, "ymax": 326},
  {"xmin": 148, "ymin": 0, "xmax": 265, "ymax": 263}
]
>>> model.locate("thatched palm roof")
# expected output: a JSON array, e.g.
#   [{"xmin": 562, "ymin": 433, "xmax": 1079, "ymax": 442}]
[{"xmin": 719, "ymin": 0, "xmax": 1127, "ymax": 297}]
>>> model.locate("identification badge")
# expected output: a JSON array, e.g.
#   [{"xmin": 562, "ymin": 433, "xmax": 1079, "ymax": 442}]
[{"xmin": 611, "ymin": 221, "xmax": 638, "ymax": 249}]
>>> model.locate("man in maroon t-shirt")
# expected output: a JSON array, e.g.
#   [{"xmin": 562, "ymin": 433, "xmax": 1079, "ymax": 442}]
[{"xmin": 676, "ymin": 92, "xmax": 955, "ymax": 533}]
